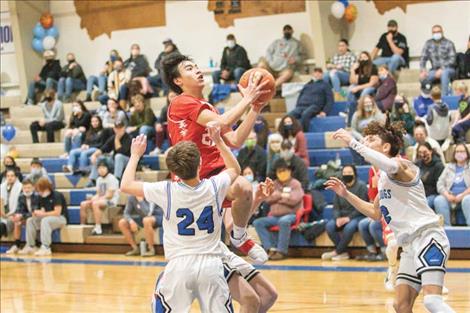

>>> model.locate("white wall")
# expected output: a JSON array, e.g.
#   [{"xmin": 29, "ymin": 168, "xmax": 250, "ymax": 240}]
[
  {"xmin": 50, "ymin": 0, "xmax": 311, "ymax": 76},
  {"xmin": 0, "ymin": 1, "xmax": 19, "ymax": 86},
  {"xmin": 349, "ymin": 1, "xmax": 470, "ymax": 60}
]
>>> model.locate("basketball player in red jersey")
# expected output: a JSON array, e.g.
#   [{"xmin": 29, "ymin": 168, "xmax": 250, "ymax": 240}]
[{"xmin": 162, "ymin": 54, "xmax": 272, "ymax": 264}]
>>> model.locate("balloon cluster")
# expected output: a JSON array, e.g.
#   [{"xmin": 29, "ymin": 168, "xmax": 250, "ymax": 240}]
[
  {"xmin": 331, "ymin": 0, "xmax": 357, "ymax": 23},
  {"xmin": 32, "ymin": 12, "xmax": 59, "ymax": 53}
]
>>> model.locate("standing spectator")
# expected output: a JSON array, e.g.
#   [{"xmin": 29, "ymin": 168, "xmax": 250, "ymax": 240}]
[
  {"xmin": 451, "ymin": 82, "xmax": 470, "ymax": 143},
  {"xmin": 416, "ymin": 142, "xmax": 445, "ymax": 210},
  {"xmin": 149, "ymin": 39, "xmax": 180, "ymax": 95},
  {"xmin": 371, "ymin": 20, "xmax": 408, "ymax": 75},
  {"xmin": 277, "ymin": 116, "xmax": 309, "ymax": 166},
  {"xmin": 390, "ymin": 95, "xmax": 415, "ymax": 145},
  {"xmin": 322, "ymin": 165, "xmax": 368, "ymax": 261},
  {"xmin": 212, "ymin": 34, "xmax": 251, "ymax": 84},
  {"xmin": 253, "ymin": 160, "xmax": 304, "ymax": 260},
  {"xmin": 435, "ymin": 143, "xmax": 470, "ymax": 226},
  {"xmin": 375, "ymin": 65, "xmax": 397, "ymax": 112},
  {"xmin": 413, "ymin": 81, "xmax": 434, "ymax": 119},
  {"xmin": 62, "ymin": 100, "xmax": 91, "ymax": 157},
  {"xmin": 347, "ymin": 51, "xmax": 379, "ymax": 125},
  {"xmin": 266, "ymin": 133, "xmax": 282, "ymax": 176},
  {"xmin": 127, "ymin": 94, "xmax": 155, "ymax": 137},
  {"xmin": 26, "ymin": 50, "xmax": 61, "ymax": 105},
  {"xmin": 80, "ymin": 160, "xmax": 119, "ymax": 235},
  {"xmin": 351, "ymin": 95, "xmax": 385, "ymax": 141},
  {"xmin": 63, "ymin": 115, "xmax": 105, "ymax": 174},
  {"xmin": 0, "ymin": 169, "xmax": 22, "ymax": 238},
  {"xmin": 24, "ymin": 158, "xmax": 50, "ymax": 185},
  {"xmin": 85, "ymin": 49, "xmax": 120, "ymax": 101},
  {"xmin": 289, "ymin": 68, "xmax": 334, "ymax": 131},
  {"xmin": 57, "ymin": 53, "xmax": 87, "ymax": 102},
  {"xmin": 324, "ymin": 39, "xmax": 356, "ymax": 96},
  {"xmin": 18, "ymin": 177, "xmax": 67, "ymax": 256},
  {"xmin": 411, "ymin": 123, "xmax": 445, "ymax": 164},
  {"xmin": 419, "ymin": 25, "xmax": 456, "ymax": 96},
  {"xmin": 30, "ymin": 89, "xmax": 65, "ymax": 143},
  {"xmin": 426, "ymin": 86, "xmax": 451, "ymax": 145},
  {"xmin": 4, "ymin": 179, "xmax": 40, "ymax": 254},
  {"xmin": 258, "ymin": 24, "xmax": 304, "ymax": 89},
  {"xmin": 0, "ymin": 156, "xmax": 23, "ymax": 184},
  {"xmin": 104, "ymin": 59, "xmax": 132, "ymax": 109},
  {"xmin": 124, "ymin": 44, "xmax": 152, "ymax": 96},
  {"xmin": 237, "ymin": 131, "xmax": 267, "ymax": 182}
]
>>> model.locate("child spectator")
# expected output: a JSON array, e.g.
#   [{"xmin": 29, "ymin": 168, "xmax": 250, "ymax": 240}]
[
  {"xmin": 390, "ymin": 95, "xmax": 415, "ymax": 145},
  {"xmin": 0, "ymin": 169, "xmax": 22, "ymax": 238},
  {"xmin": 413, "ymin": 81, "xmax": 433, "ymax": 118},
  {"xmin": 237, "ymin": 131, "xmax": 267, "ymax": 182},
  {"xmin": 30, "ymin": 89, "xmax": 65, "ymax": 143},
  {"xmin": 62, "ymin": 100, "xmax": 91, "ymax": 157},
  {"xmin": 451, "ymin": 82, "xmax": 470, "ymax": 143},
  {"xmin": 25, "ymin": 158, "xmax": 50, "ymax": 185},
  {"xmin": 426, "ymin": 86, "xmax": 451, "ymax": 145},
  {"xmin": 278, "ymin": 116, "xmax": 309, "ymax": 166}
]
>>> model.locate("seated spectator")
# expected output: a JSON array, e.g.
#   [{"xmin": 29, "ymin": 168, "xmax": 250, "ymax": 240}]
[
  {"xmin": 289, "ymin": 68, "xmax": 333, "ymax": 131},
  {"xmin": 4, "ymin": 179, "xmax": 39, "ymax": 254},
  {"xmin": 375, "ymin": 65, "xmax": 397, "ymax": 112},
  {"xmin": 351, "ymin": 95, "xmax": 385, "ymax": 141},
  {"xmin": 0, "ymin": 156, "xmax": 23, "ymax": 183},
  {"xmin": 124, "ymin": 44, "xmax": 152, "ymax": 96},
  {"xmin": 212, "ymin": 34, "xmax": 250, "ymax": 84},
  {"xmin": 411, "ymin": 123, "xmax": 445, "ymax": 164},
  {"xmin": 390, "ymin": 95, "xmax": 415, "ymax": 145},
  {"xmin": 0, "ymin": 169, "xmax": 22, "ymax": 238},
  {"xmin": 101, "ymin": 98, "xmax": 128, "ymax": 131},
  {"xmin": 451, "ymin": 82, "xmax": 470, "ymax": 143},
  {"xmin": 104, "ymin": 58, "xmax": 131, "ymax": 109},
  {"xmin": 278, "ymin": 116, "xmax": 309, "ymax": 166},
  {"xmin": 30, "ymin": 89, "xmax": 65, "ymax": 143},
  {"xmin": 63, "ymin": 115, "xmax": 105, "ymax": 174},
  {"xmin": 435, "ymin": 143, "xmax": 470, "ymax": 226},
  {"xmin": 269, "ymin": 140, "xmax": 308, "ymax": 191},
  {"xmin": 322, "ymin": 165, "xmax": 368, "ymax": 261},
  {"xmin": 258, "ymin": 24, "xmax": 304, "ymax": 89},
  {"xmin": 18, "ymin": 177, "xmax": 67, "ymax": 256},
  {"xmin": 62, "ymin": 100, "xmax": 91, "ymax": 157},
  {"xmin": 149, "ymin": 39, "xmax": 180, "ymax": 95},
  {"xmin": 80, "ymin": 160, "xmax": 119, "ymax": 235},
  {"xmin": 237, "ymin": 131, "xmax": 267, "ymax": 182},
  {"xmin": 419, "ymin": 25, "xmax": 456, "ymax": 96},
  {"xmin": 26, "ymin": 50, "xmax": 61, "ymax": 105},
  {"xmin": 242, "ymin": 166, "xmax": 259, "ymax": 189},
  {"xmin": 86, "ymin": 49, "xmax": 120, "ymax": 101},
  {"xmin": 142, "ymin": 204, "xmax": 164, "ymax": 257},
  {"xmin": 89, "ymin": 120, "xmax": 132, "ymax": 184},
  {"xmin": 455, "ymin": 36, "xmax": 470, "ymax": 79},
  {"xmin": 151, "ymin": 91, "xmax": 176, "ymax": 155},
  {"xmin": 416, "ymin": 142, "xmax": 445, "ymax": 210},
  {"xmin": 253, "ymin": 160, "xmax": 304, "ymax": 260},
  {"xmin": 371, "ymin": 19, "xmax": 408, "ymax": 75},
  {"xmin": 347, "ymin": 51, "xmax": 379, "ymax": 125},
  {"xmin": 57, "ymin": 53, "xmax": 86, "ymax": 102},
  {"xmin": 254, "ymin": 115, "xmax": 270, "ymax": 149},
  {"xmin": 266, "ymin": 133, "xmax": 282, "ymax": 176},
  {"xmin": 324, "ymin": 39, "xmax": 356, "ymax": 96},
  {"xmin": 127, "ymin": 94, "xmax": 155, "ymax": 138},
  {"xmin": 25, "ymin": 158, "xmax": 49, "ymax": 185},
  {"xmin": 413, "ymin": 81, "xmax": 434, "ymax": 119},
  {"xmin": 426, "ymin": 86, "xmax": 451, "ymax": 145}
]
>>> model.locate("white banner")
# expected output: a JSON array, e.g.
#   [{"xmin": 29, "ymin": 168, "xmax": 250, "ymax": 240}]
[{"xmin": 0, "ymin": 11, "xmax": 14, "ymax": 54}]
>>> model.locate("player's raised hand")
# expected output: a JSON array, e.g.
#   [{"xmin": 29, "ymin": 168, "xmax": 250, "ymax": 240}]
[
  {"xmin": 130, "ymin": 134, "xmax": 147, "ymax": 157},
  {"xmin": 332, "ymin": 128, "xmax": 353, "ymax": 146},
  {"xmin": 324, "ymin": 177, "xmax": 348, "ymax": 198},
  {"xmin": 207, "ymin": 121, "xmax": 222, "ymax": 144},
  {"xmin": 255, "ymin": 177, "xmax": 274, "ymax": 200}
]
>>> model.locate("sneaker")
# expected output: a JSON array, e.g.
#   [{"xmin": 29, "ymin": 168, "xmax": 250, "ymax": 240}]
[
  {"xmin": 230, "ymin": 232, "xmax": 268, "ymax": 265},
  {"xmin": 5, "ymin": 245, "xmax": 19, "ymax": 254},
  {"xmin": 269, "ymin": 251, "xmax": 286, "ymax": 261},
  {"xmin": 125, "ymin": 247, "xmax": 140, "ymax": 256},
  {"xmin": 18, "ymin": 246, "xmax": 35, "ymax": 255},
  {"xmin": 62, "ymin": 165, "xmax": 72, "ymax": 173},
  {"xmin": 331, "ymin": 252, "xmax": 350, "ymax": 261},
  {"xmin": 321, "ymin": 250, "xmax": 337, "ymax": 260},
  {"xmin": 142, "ymin": 248, "xmax": 156, "ymax": 257},
  {"xmin": 374, "ymin": 252, "xmax": 386, "ymax": 262},
  {"xmin": 91, "ymin": 228, "xmax": 102, "ymax": 236},
  {"xmin": 34, "ymin": 246, "xmax": 51, "ymax": 256},
  {"xmin": 85, "ymin": 180, "xmax": 95, "ymax": 188},
  {"xmin": 355, "ymin": 252, "xmax": 375, "ymax": 261}
]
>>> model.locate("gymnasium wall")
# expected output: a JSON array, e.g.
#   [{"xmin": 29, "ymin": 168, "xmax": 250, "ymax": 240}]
[{"xmin": 0, "ymin": 1, "xmax": 18, "ymax": 86}]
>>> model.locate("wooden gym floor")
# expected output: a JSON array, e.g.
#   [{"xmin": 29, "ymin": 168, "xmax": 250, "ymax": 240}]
[{"xmin": 1, "ymin": 253, "xmax": 469, "ymax": 313}]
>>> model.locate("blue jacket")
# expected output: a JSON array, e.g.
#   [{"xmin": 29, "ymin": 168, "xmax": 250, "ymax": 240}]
[{"xmin": 295, "ymin": 79, "xmax": 334, "ymax": 114}]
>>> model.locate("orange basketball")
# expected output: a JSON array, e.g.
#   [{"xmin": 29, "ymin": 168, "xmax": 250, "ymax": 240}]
[{"xmin": 239, "ymin": 68, "xmax": 275, "ymax": 104}]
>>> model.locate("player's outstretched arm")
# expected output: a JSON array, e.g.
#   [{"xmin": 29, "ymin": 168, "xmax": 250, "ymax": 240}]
[
  {"xmin": 207, "ymin": 122, "xmax": 240, "ymax": 183},
  {"xmin": 325, "ymin": 177, "xmax": 381, "ymax": 220},
  {"xmin": 120, "ymin": 134, "xmax": 146, "ymax": 198}
]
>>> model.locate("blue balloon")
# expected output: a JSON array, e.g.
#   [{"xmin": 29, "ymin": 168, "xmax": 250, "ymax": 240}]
[
  {"xmin": 33, "ymin": 23, "xmax": 46, "ymax": 39},
  {"xmin": 339, "ymin": 0, "xmax": 349, "ymax": 7},
  {"xmin": 1, "ymin": 124, "xmax": 16, "ymax": 142},
  {"xmin": 32, "ymin": 38, "xmax": 44, "ymax": 52},
  {"xmin": 46, "ymin": 26, "xmax": 59, "ymax": 38}
]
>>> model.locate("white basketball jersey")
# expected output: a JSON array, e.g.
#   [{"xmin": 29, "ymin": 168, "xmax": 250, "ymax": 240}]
[
  {"xmin": 378, "ymin": 159, "xmax": 440, "ymax": 245},
  {"xmin": 143, "ymin": 172, "xmax": 231, "ymax": 260}
]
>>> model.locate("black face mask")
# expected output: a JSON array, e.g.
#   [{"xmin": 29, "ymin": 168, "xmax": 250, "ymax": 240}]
[
  {"xmin": 46, "ymin": 59, "xmax": 54, "ymax": 64},
  {"xmin": 45, "ymin": 97, "xmax": 53, "ymax": 102},
  {"xmin": 68, "ymin": 59, "xmax": 75, "ymax": 64},
  {"xmin": 284, "ymin": 32, "xmax": 292, "ymax": 40},
  {"xmin": 389, "ymin": 30, "xmax": 397, "ymax": 35},
  {"xmin": 284, "ymin": 124, "xmax": 293, "ymax": 132},
  {"xmin": 359, "ymin": 60, "xmax": 368, "ymax": 66},
  {"xmin": 343, "ymin": 175, "xmax": 355, "ymax": 184}
]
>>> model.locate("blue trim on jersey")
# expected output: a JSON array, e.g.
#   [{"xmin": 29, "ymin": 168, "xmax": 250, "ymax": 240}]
[
  {"xmin": 210, "ymin": 178, "xmax": 222, "ymax": 216},
  {"xmin": 165, "ymin": 181, "xmax": 171, "ymax": 221},
  {"xmin": 417, "ymin": 238, "xmax": 448, "ymax": 274}
]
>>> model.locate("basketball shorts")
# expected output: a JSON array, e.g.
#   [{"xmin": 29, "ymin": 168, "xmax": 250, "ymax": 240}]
[
  {"xmin": 152, "ymin": 254, "xmax": 233, "ymax": 313},
  {"xmin": 396, "ymin": 227, "xmax": 450, "ymax": 292},
  {"xmin": 220, "ymin": 242, "xmax": 260, "ymax": 282}
]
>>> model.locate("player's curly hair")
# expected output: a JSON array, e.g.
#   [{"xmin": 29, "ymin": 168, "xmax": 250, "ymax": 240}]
[
  {"xmin": 166, "ymin": 141, "xmax": 201, "ymax": 180},
  {"xmin": 162, "ymin": 54, "xmax": 192, "ymax": 95},
  {"xmin": 363, "ymin": 113, "xmax": 406, "ymax": 157}
]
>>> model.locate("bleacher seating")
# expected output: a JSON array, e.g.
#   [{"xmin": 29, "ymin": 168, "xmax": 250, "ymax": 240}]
[{"xmin": 308, "ymin": 116, "xmax": 346, "ymax": 132}]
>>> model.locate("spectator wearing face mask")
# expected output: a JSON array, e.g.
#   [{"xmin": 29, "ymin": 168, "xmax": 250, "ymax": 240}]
[
  {"xmin": 375, "ymin": 65, "xmax": 397, "ymax": 112},
  {"xmin": 0, "ymin": 169, "xmax": 22, "ymax": 238},
  {"xmin": 237, "ymin": 131, "xmax": 267, "ymax": 182},
  {"xmin": 269, "ymin": 140, "xmax": 308, "ymax": 191},
  {"xmin": 24, "ymin": 158, "xmax": 50, "ymax": 185},
  {"xmin": 102, "ymin": 58, "xmax": 132, "ymax": 108},
  {"xmin": 426, "ymin": 86, "xmax": 451, "ymax": 145},
  {"xmin": 29, "ymin": 89, "xmax": 65, "ymax": 143},
  {"xmin": 0, "ymin": 156, "xmax": 23, "ymax": 184},
  {"xmin": 86, "ymin": 49, "xmax": 120, "ymax": 102},
  {"xmin": 242, "ymin": 166, "xmax": 259, "ymax": 191},
  {"xmin": 266, "ymin": 133, "xmax": 282, "ymax": 176},
  {"xmin": 26, "ymin": 50, "xmax": 61, "ymax": 105},
  {"xmin": 57, "ymin": 52, "xmax": 87, "ymax": 102},
  {"xmin": 371, "ymin": 20, "xmax": 408, "ymax": 75},
  {"xmin": 411, "ymin": 123, "xmax": 445, "ymax": 164},
  {"xmin": 124, "ymin": 43, "xmax": 153, "ymax": 97},
  {"xmin": 61, "ymin": 100, "xmax": 91, "ymax": 158},
  {"xmin": 390, "ymin": 95, "xmax": 415, "ymax": 145},
  {"xmin": 253, "ymin": 115, "xmax": 270, "ymax": 149},
  {"xmin": 277, "ymin": 116, "xmax": 309, "ymax": 166},
  {"xmin": 413, "ymin": 81, "xmax": 434, "ymax": 118},
  {"xmin": 212, "ymin": 34, "xmax": 251, "ymax": 84},
  {"xmin": 451, "ymin": 82, "xmax": 470, "ymax": 143}
]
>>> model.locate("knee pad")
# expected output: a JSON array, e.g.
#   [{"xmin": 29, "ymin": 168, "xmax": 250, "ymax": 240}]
[{"xmin": 423, "ymin": 295, "xmax": 455, "ymax": 313}]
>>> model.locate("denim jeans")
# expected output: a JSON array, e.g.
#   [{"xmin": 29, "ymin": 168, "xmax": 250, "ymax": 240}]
[
  {"xmin": 289, "ymin": 106, "xmax": 323, "ymax": 132},
  {"xmin": 358, "ymin": 217, "xmax": 384, "ymax": 249},
  {"xmin": 212, "ymin": 67, "xmax": 246, "ymax": 84},
  {"xmin": 427, "ymin": 194, "xmax": 437, "ymax": 211},
  {"xmin": 252, "ymin": 214, "xmax": 296, "ymax": 255},
  {"xmin": 27, "ymin": 78, "xmax": 57, "ymax": 103},
  {"xmin": 148, "ymin": 75, "xmax": 169, "ymax": 95},
  {"xmin": 113, "ymin": 153, "xmax": 129, "ymax": 180},
  {"xmin": 435, "ymin": 194, "xmax": 470, "ymax": 226},
  {"xmin": 323, "ymin": 70, "xmax": 350, "ymax": 93},
  {"xmin": 325, "ymin": 216, "xmax": 362, "ymax": 254},
  {"xmin": 421, "ymin": 67, "xmax": 456, "ymax": 96},
  {"xmin": 64, "ymin": 133, "xmax": 83, "ymax": 153},
  {"xmin": 373, "ymin": 54, "xmax": 405, "ymax": 74},
  {"xmin": 139, "ymin": 125, "xmax": 155, "ymax": 136},
  {"xmin": 462, "ymin": 195, "xmax": 470, "ymax": 226},
  {"xmin": 86, "ymin": 75, "xmax": 107, "ymax": 97},
  {"xmin": 68, "ymin": 147, "xmax": 98, "ymax": 171},
  {"xmin": 347, "ymin": 86, "xmax": 376, "ymax": 126},
  {"xmin": 58, "ymin": 77, "xmax": 86, "ymax": 100}
]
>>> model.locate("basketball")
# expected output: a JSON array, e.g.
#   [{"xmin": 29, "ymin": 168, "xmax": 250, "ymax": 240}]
[{"xmin": 239, "ymin": 68, "xmax": 276, "ymax": 104}]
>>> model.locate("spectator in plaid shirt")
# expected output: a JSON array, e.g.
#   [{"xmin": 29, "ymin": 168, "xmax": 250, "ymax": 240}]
[
  {"xmin": 324, "ymin": 39, "xmax": 356, "ymax": 96},
  {"xmin": 419, "ymin": 25, "xmax": 456, "ymax": 96}
]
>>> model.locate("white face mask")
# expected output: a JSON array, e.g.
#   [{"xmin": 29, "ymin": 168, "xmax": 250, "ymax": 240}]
[
  {"xmin": 227, "ymin": 40, "xmax": 235, "ymax": 49},
  {"xmin": 72, "ymin": 106, "xmax": 81, "ymax": 114},
  {"xmin": 23, "ymin": 191, "xmax": 33, "ymax": 197},
  {"xmin": 270, "ymin": 142, "xmax": 281, "ymax": 152},
  {"xmin": 432, "ymin": 32, "xmax": 442, "ymax": 41},
  {"xmin": 364, "ymin": 105, "xmax": 373, "ymax": 113}
]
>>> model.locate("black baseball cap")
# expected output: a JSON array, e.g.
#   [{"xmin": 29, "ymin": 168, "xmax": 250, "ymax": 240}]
[
  {"xmin": 283, "ymin": 24, "xmax": 293, "ymax": 31},
  {"xmin": 421, "ymin": 81, "xmax": 432, "ymax": 95},
  {"xmin": 387, "ymin": 20, "xmax": 398, "ymax": 27}
]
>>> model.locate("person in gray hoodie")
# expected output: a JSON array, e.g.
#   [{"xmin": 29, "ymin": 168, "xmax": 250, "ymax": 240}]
[{"xmin": 29, "ymin": 89, "xmax": 65, "ymax": 143}]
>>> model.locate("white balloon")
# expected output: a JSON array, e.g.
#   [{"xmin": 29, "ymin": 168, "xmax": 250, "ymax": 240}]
[
  {"xmin": 331, "ymin": 1, "xmax": 345, "ymax": 19},
  {"xmin": 42, "ymin": 36, "xmax": 56, "ymax": 50}
]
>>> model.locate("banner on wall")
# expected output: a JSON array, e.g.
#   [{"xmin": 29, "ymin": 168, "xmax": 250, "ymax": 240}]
[{"xmin": 0, "ymin": 11, "xmax": 14, "ymax": 54}]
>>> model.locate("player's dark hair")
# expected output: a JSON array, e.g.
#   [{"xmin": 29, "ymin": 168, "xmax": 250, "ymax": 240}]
[
  {"xmin": 363, "ymin": 114, "xmax": 405, "ymax": 157},
  {"xmin": 166, "ymin": 141, "xmax": 201, "ymax": 180},
  {"xmin": 162, "ymin": 54, "xmax": 192, "ymax": 94}
]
